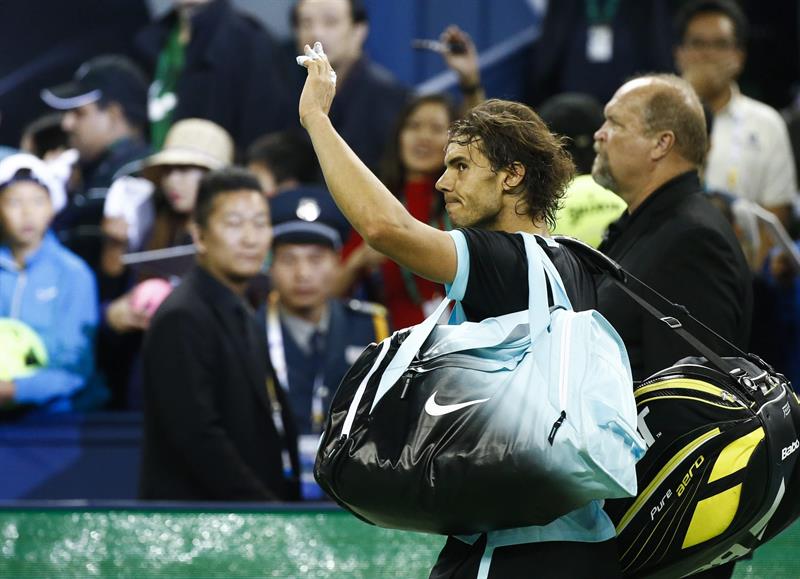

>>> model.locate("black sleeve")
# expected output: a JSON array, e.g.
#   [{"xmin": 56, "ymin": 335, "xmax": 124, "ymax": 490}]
[
  {"xmin": 143, "ymin": 308, "xmax": 276, "ymax": 500},
  {"xmin": 459, "ymin": 229, "xmax": 530, "ymax": 321},
  {"xmin": 458, "ymin": 229, "xmax": 597, "ymax": 321}
]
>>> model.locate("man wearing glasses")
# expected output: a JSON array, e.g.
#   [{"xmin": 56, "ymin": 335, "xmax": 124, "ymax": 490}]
[{"xmin": 675, "ymin": 0, "xmax": 797, "ymax": 227}]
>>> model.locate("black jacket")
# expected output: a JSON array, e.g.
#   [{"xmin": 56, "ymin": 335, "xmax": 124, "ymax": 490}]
[
  {"xmin": 597, "ymin": 171, "xmax": 752, "ymax": 381},
  {"xmin": 139, "ymin": 266, "xmax": 300, "ymax": 501},
  {"xmin": 134, "ymin": 0, "xmax": 292, "ymax": 150}
]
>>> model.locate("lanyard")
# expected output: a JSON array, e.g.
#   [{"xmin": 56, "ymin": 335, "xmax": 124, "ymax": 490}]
[
  {"xmin": 585, "ymin": 0, "xmax": 621, "ymax": 24},
  {"xmin": 265, "ymin": 374, "xmax": 295, "ymax": 478},
  {"xmin": 266, "ymin": 293, "xmax": 330, "ymax": 433}
]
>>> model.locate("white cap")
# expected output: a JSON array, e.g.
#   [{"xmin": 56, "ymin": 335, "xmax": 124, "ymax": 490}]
[{"xmin": 0, "ymin": 153, "xmax": 67, "ymax": 213}]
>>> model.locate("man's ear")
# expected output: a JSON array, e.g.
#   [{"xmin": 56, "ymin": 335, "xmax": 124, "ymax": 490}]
[
  {"xmin": 651, "ymin": 131, "xmax": 676, "ymax": 162},
  {"xmin": 190, "ymin": 221, "xmax": 206, "ymax": 255},
  {"xmin": 502, "ymin": 162, "xmax": 526, "ymax": 191}
]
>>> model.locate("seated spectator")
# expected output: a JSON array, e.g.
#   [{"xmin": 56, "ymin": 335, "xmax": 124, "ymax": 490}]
[
  {"xmin": 289, "ymin": 0, "xmax": 410, "ymax": 171},
  {"xmin": 139, "ymin": 168, "xmax": 299, "ymax": 501},
  {"xmin": 41, "ymin": 54, "xmax": 151, "ymax": 279},
  {"xmin": 135, "ymin": 0, "xmax": 292, "ymax": 151},
  {"xmin": 0, "ymin": 154, "xmax": 105, "ymax": 416},
  {"xmin": 336, "ymin": 94, "xmax": 458, "ymax": 328},
  {"xmin": 246, "ymin": 130, "xmax": 321, "ymax": 199},
  {"xmin": 100, "ymin": 118, "xmax": 233, "ymax": 408},
  {"xmin": 539, "ymin": 93, "xmax": 627, "ymax": 247},
  {"xmin": 19, "ymin": 113, "xmax": 69, "ymax": 162},
  {"xmin": 264, "ymin": 187, "xmax": 389, "ymax": 499}
]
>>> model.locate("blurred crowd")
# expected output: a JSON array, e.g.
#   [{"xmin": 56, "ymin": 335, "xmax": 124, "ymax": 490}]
[{"xmin": 1, "ymin": 0, "xmax": 800, "ymax": 503}]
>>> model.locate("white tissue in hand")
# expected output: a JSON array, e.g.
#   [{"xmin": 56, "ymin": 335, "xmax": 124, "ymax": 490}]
[
  {"xmin": 103, "ymin": 176, "xmax": 156, "ymax": 250},
  {"xmin": 295, "ymin": 42, "xmax": 337, "ymax": 86}
]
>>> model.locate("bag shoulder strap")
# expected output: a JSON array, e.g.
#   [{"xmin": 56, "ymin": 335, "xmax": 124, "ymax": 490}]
[{"xmin": 554, "ymin": 236, "xmax": 769, "ymax": 378}]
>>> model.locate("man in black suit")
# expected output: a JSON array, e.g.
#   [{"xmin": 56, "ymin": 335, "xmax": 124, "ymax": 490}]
[
  {"xmin": 594, "ymin": 73, "xmax": 752, "ymax": 383},
  {"xmin": 139, "ymin": 167, "xmax": 299, "ymax": 501}
]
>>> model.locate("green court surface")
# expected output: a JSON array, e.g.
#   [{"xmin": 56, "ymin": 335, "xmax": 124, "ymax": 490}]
[{"xmin": 0, "ymin": 507, "xmax": 797, "ymax": 578}]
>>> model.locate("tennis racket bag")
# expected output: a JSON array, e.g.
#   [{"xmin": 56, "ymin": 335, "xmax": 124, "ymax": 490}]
[
  {"xmin": 560, "ymin": 236, "xmax": 800, "ymax": 578},
  {"xmin": 314, "ymin": 233, "xmax": 645, "ymax": 535}
]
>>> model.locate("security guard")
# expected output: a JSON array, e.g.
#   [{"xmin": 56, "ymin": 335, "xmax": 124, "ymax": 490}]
[{"xmin": 263, "ymin": 185, "xmax": 389, "ymax": 500}]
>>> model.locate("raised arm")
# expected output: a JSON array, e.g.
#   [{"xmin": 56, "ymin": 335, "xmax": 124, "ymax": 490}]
[{"xmin": 297, "ymin": 43, "xmax": 457, "ymax": 285}]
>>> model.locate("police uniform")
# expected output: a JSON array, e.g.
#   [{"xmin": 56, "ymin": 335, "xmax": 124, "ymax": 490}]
[{"xmin": 263, "ymin": 186, "xmax": 389, "ymax": 499}]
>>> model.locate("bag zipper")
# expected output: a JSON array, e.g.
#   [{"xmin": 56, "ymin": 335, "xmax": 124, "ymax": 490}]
[{"xmin": 548, "ymin": 314, "xmax": 574, "ymax": 445}]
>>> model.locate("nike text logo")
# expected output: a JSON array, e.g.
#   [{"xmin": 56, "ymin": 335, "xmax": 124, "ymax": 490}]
[{"xmin": 424, "ymin": 391, "xmax": 490, "ymax": 416}]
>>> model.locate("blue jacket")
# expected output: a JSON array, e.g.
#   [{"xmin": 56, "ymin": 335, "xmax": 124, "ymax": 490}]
[{"xmin": 0, "ymin": 232, "xmax": 99, "ymax": 411}]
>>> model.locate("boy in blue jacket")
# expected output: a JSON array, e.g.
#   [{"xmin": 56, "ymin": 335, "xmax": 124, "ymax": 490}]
[{"xmin": 0, "ymin": 153, "xmax": 103, "ymax": 414}]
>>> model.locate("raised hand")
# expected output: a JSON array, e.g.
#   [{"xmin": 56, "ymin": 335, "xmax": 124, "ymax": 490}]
[{"xmin": 297, "ymin": 42, "xmax": 338, "ymax": 128}]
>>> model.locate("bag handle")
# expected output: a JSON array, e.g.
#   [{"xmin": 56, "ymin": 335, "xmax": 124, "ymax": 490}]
[
  {"xmin": 521, "ymin": 233, "xmax": 574, "ymax": 340},
  {"xmin": 555, "ymin": 236, "xmax": 774, "ymax": 377}
]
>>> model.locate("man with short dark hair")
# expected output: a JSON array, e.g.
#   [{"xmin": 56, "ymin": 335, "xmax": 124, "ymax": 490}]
[
  {"xmin": 593, "ymin": 74, "xmax": 752, "ymax": 381},
  {"xmin": 299, "ymin": 41, "xmax": 623, "ymax": 579},
  {"xmin": 139, "ymin": 167, "xmax": 299, "ymax": 501},
  {"xmin": 290, "ymin": 0, "xmax": 410, "ymax": 171},
  {"xmin": 41, "ymin": 55, "xmax": 151, "ymax": 272},
  {"xmin": 674, "ymin": 0, "xmax": 797, "ymax": 225}
]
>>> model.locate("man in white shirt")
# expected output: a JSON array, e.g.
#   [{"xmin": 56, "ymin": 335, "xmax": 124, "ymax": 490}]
[{"xmin": 675, "ymin": 0, "xmax": 797, "ymax": 226}]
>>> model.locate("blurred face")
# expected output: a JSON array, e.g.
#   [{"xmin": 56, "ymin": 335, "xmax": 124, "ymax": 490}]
[
  {"xmin": 400, "ymin": 102, "xmax": 450, "ymax": 179},
  {"xmin": 160, "ymin": 166, "xmax": 205, "ymax": 214},
  {"xmin": 247, "ymin": 162, "xmax": 279, "ymax": 199},
  {"xmin": 294, "ymin": 0, "xmax": 366, "ymax": 69},
  {"xmin": 194, "ymin": 190, "xmax": 271, "ymax": 287},
  {"xmin": 592, "ymin": 81, "xmax": 655, "ymax": 200},
  {"xmin": 271, "ymin": 243, "xmax": 339, "ymax": 313},
  {"xmin": 436, "ymin": 141, "xmax": 506, "ymax": 229},
  {"xmin": 0, "ymin": 181, "xmax": 54, "ymax": 250},
  {"xmin": 61, "ymin": 102, "xmax": 118, "ymax": 162},
  {"xmin": 675, "ymin": 13, "xmax": 744, "ymax": 100}
]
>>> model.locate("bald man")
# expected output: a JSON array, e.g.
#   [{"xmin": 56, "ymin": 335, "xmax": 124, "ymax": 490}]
[{"xmin": 593, "ymin": 74, "xmax": 752, "ymax": 382}]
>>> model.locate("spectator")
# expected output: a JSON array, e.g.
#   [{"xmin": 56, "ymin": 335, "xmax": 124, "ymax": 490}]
[
  {"xmin": 264, "ymin": 187, "xmax": 388, "ymax": 499},
  {"xmin": 135, "ymin": 0, "xmax": 292, "ymax": 151},
  {"xmin": 100, "ymin": 118, "xmax": 233, "ymax": 409},
  {"xmin": 19, "ymin": 113, "xmax": 69, "ymax": 162},
  {"xmin": 139, "ymin": 167, "xmax": 299, "ymax": 501},
  {"xmin": 290, "ymin": 0, "xmax": 410, "ymax": 171},
  {"xmin": 675, "ymin": 0, "xmax": 798, "ymax": 226},
  {"xmin": 525, "ymin": 0, "xmax": 674, "ymax": 107},
  {"xmin": 540, "ymin": 92, "xmax": 627, "ymax": 248},
  {"xmin": 40, "ymin": 54, "xmax": 150, "ymax": 273},
  {"xmin": 246, "ymin": 130, "xmax": 320, "ymax": 199},
  {"xmin": 337, "ymin": 94, "xmax": 458, "ymax": 328},
  {"xmin": 593, "ymin": 74, "xmax": 752, "ymax": 383},
  {"xmin": 0, "ymin": 154, "xmax": 105, "ymax": 415}
]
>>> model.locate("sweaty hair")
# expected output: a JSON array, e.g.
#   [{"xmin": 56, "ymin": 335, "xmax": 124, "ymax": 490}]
[
  {"xmin": 637, "ymin": 74, "xmax": 708, "ymax": 167},
  {"xmin": 193, "ymin": 167, "xmax": 264, "ymax": 229},
  {"xmin": 675, "ymin": 0, "xmax": 749, "ymax": 47},
  {"xmin": 246, "ymin": 130, "xmax": 320, "ymax": 185},
  {"xmin": 448, "ymin": 99, "xmax": 575, "ymax": 228}
]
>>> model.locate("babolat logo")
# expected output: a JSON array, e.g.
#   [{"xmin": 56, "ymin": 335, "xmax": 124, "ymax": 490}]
[
  {"xmin": 677, "ymin": 455, "xmax": 704, "ymax": 497},
  {"xmin": 782, "ymin": 439, "xmax": 800, "ymax": 461}
]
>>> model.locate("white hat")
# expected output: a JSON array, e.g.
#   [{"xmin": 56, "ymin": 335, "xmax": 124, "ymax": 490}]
[{"xmin": 0, "ymin": 153, "xmax": 66, "ymax": 213}]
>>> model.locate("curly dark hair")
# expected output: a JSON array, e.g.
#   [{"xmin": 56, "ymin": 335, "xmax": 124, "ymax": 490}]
[{"xmin": 448, "ymin": 99, "xmax": 575, "ymax": 229}]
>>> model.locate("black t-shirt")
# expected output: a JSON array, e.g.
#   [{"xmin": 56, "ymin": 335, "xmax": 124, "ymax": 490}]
[{"xmin": 458, "ymin": 228, "xmax": 597, "ymax": 321}]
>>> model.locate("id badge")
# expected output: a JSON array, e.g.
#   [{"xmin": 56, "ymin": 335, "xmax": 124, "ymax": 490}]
[{"xmin": 586, "ymin": 24, "xmax": 613, "ymax": 62}]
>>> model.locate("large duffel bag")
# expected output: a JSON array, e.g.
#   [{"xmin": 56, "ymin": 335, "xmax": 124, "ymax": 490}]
[
  {"xmin": 314, "ymin": 233, "xmax": 645, "ymax": 535},
  {"xmin": 560, "ymin": 236, "xmax": 800, "ymax": 578}
]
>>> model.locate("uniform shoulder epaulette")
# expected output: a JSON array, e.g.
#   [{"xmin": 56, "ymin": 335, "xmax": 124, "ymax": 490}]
[{"xmin": 346, "ymin": 299, "xmax": 388, "ymax": 318}]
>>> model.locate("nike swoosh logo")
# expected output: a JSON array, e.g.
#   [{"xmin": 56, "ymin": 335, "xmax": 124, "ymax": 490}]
[{"xmin": 424, "ymin": 391, "xmax": 490, "ymax": 416}]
